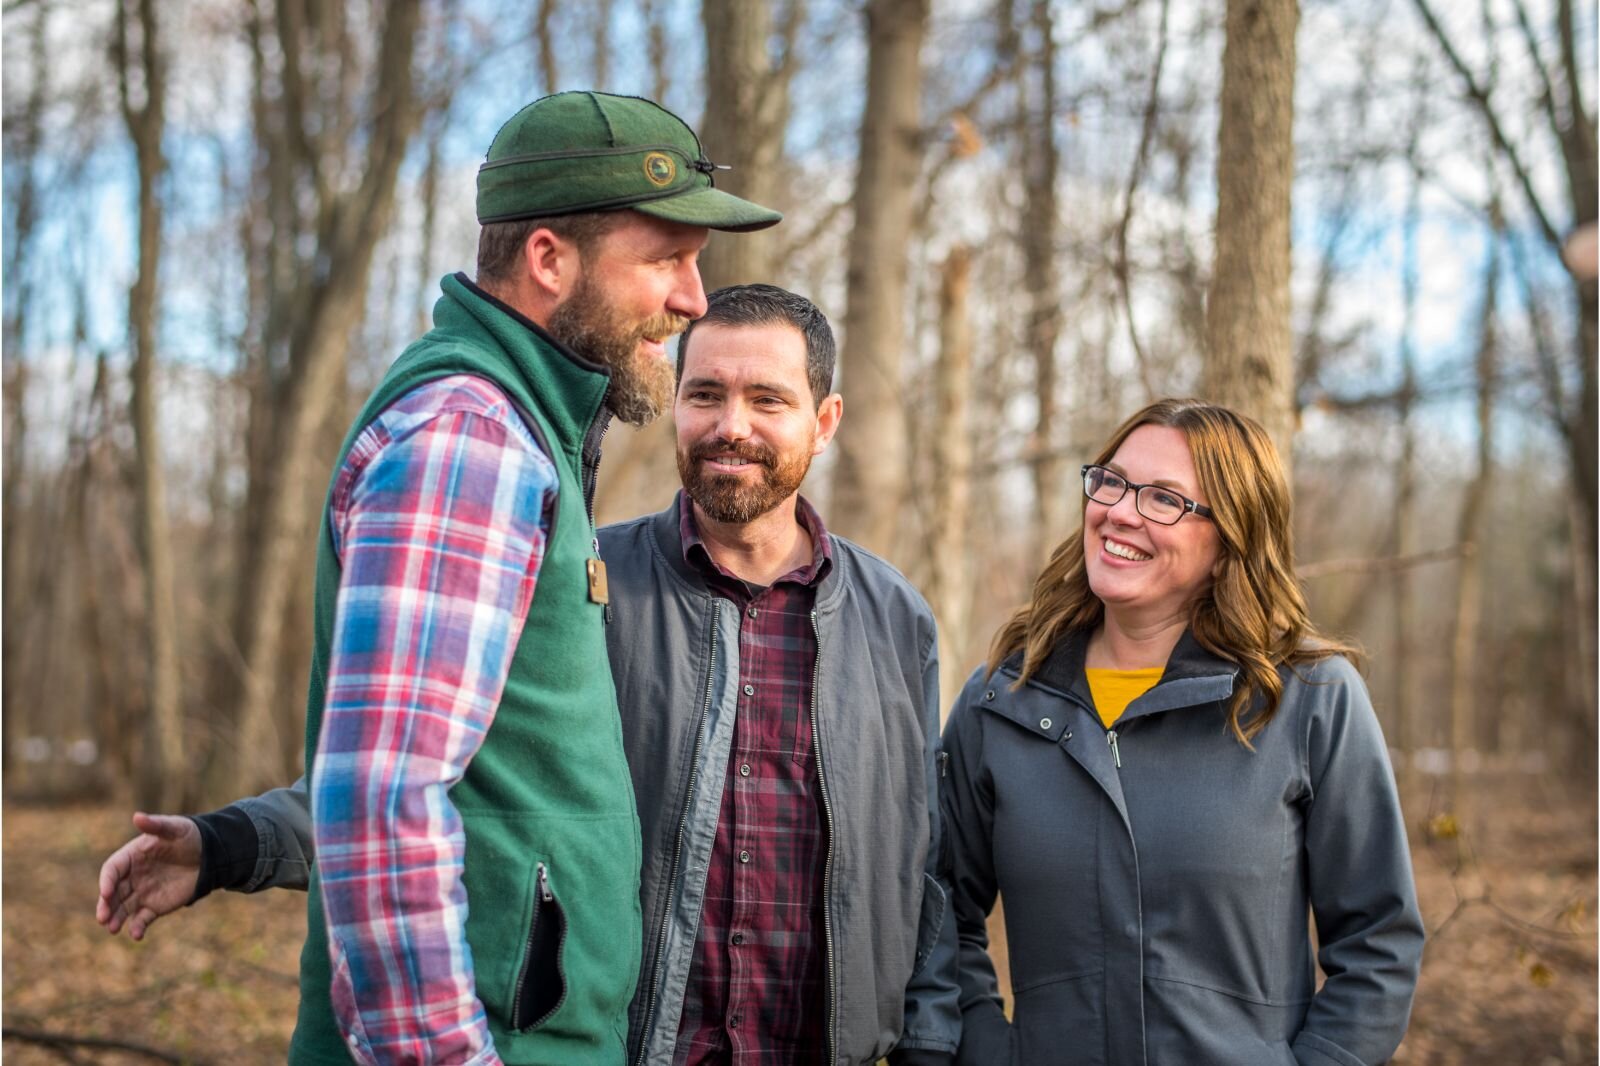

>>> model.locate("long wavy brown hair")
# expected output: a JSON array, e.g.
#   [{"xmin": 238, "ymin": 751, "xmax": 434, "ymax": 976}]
[{"xmin": 988, "ymin": 398, "xmax": 1361, "ymax": 746}]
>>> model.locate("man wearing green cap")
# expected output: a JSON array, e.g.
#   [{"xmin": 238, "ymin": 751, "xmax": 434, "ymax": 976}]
[{"xmin": 246, "ymin": 92, "xmax": 774, "ymax": 1065}]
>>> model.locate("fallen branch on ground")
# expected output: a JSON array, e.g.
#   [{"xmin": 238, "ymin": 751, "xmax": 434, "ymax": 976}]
[{"xmin": 1, "ymin": 1025, "xmax": 207, "ymax": 1065}]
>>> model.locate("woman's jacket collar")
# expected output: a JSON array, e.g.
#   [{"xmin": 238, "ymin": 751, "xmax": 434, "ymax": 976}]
[{"xmin": 989, "ymin": 626, "xmax": 1240, "ymax": 733}]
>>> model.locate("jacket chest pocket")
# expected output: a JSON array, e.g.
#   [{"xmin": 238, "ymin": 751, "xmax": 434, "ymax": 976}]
[{"xmin": 512, "ymin": 861, "xmax": 569, "ymax": 1031}]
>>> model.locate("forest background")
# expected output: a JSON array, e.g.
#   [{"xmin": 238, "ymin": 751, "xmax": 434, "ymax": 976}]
[{"xmin": 1, "ymin": 0, "xmax": 1596, "ymax": 1062}]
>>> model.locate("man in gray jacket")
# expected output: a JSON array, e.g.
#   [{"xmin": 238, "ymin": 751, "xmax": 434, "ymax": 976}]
[{"xmin": 97, "ymin": 284, "xmax": 959, "ymax": 1066}]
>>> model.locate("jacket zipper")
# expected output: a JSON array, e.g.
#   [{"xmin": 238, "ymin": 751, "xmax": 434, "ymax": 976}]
[
  {"xmin": 511, "ymin": 861, "xmax": 555, "ymax": 1029},
  {"xmin": 1107, "ymin": 728, "xmax": 1122, "ymax": 768},
  {"xmin": 585, "ymin": 411, "xmax": 610, "ymax": 621},
  {"xmin": 633, "ymin": 601, "xmax": 721, "ymax": 1066},
  {"xmin": 810, "ymin": 609, "xmax": 838, "ymax": 1065}
]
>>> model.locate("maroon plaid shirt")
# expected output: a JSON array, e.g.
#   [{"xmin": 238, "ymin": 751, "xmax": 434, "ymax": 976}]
[{"xmin": 673, "ymin": 494, "xmax": 832, "ymax": 1066}]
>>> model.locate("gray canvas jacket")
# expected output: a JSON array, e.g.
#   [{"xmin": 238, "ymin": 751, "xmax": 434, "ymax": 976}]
[
  {"xmin": 200, "ymin": 496, "xmax": 960, "ymax": 1065},
  {"xmin": 941, "ymin": 630, "xmax": 1423, "ymax": 1066}
]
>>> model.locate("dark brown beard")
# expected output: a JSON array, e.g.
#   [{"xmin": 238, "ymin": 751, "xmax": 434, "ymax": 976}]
[
  {"xmin": 547, "ymin": 273, "xmax": 683, "ymax": 426},
  {"xmin": 676, "ymin": 436, "xmax": 814, "ymax": 524}
]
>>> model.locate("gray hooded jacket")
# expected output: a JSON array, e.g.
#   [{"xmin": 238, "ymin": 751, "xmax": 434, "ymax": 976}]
[{"xmin": 941, "ymin": 630, "xmax": 1423, "ymax": 1066}]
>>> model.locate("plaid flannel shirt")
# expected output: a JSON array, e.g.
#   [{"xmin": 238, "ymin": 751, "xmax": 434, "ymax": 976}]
[
  {"xmin": 313, "ymin": 375, "xmax": 556, "ymax": 1066},
  {"xmin": 672, "ymin": 498, "xmax": 833, "ymax": 1066}
]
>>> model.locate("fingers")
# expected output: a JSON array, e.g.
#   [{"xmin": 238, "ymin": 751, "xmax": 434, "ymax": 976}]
[
  {"xmin": 130, "ymin": 811, "xmax": 189, "ymax": 840},
  {"xmin": 128, "ymin": 905, "xmax": 160, "ymax": 941},
  {"xmin": 96, "ymin": 845, "xmax": 136, "ymax": 928}
]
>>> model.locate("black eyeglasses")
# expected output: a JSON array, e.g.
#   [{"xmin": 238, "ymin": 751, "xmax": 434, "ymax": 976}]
[{"xmin": 1081, "ymin": 464, "xmax": 1213, "ymax": 525}]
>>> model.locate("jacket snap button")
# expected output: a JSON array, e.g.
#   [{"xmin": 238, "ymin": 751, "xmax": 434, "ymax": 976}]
[
  {"xmin": 1039, "ymin": 717, "xmax": 1052, "ymax": 730},
  {"xmin": 984, "ymin": 690, "xmax": 995, "ymax": 701}
]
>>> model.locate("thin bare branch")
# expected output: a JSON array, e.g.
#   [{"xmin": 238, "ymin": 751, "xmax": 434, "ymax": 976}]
[
  {"xmin": 1408, "ymin": 0, "xmax": 1564, "ymax": 252},
  {"xmin": 1298, "ymin": 543, "xmax": 1469, "ymax": 579},
  {"xmin": 1113, "ymin": 0, "xmax": 1170, "ymax": 401}
]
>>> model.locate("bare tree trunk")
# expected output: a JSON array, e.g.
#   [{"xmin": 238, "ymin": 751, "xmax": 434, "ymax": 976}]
[
  {"xmin": 1202, "ymin": 0, "xmax": 1298, "ymax": 458},
  {"xmin": 229, "ymin": 0, "xmax": 425, "ymax": 795},
  {"xmin": 592, "ymin": 0, "xmax": 614, "ymax": 90},
  {"xmin": 1020, "ymin": 0, "xmax": 1063, "ymax": 558},
  {"xmin": 117, "ymin": 0, "xmax": 185, "ymax": 811},
  {"xmin": 535, "ymin": 0, "xmax": 559, "ymax": 94},
  {"xmin": 2, "ymin": 8, "xmax": 49, "ymax": 780},
  {"xmin": 930, "ymin": 247, "xmax": 974, "ymax": 708},
  {"xmin": 2, "ymin": 361, "xmax": 28, "ymax": 779},
  {"xmin": 697, "ymin": 0, "xmax": 797, "ymax": 291},
  {"xmin": 830, "ymin": 0, "xmax": 929, "ymax": 558},
  {"xmin": 643, "ymin": 0, "xmax": 671, "ymax": 106},
  {"xmin": 1448, "ymin": 228, "xmax": 1497, "ymax": 825}
]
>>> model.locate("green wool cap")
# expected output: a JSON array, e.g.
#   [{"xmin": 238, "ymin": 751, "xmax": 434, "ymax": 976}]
[{"xmin": 477, "ymin": 91, "xmax": 782, "ymax": 232}]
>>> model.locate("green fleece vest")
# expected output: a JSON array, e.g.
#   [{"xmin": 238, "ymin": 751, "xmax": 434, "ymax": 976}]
[{"xmin": 290, "ymin": 274, "xmax": 642, "ymax": 1064}]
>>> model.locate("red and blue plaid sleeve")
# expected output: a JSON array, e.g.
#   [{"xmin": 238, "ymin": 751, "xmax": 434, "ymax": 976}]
[{"xmin": 312, "ymin": 375, "xmax": 556, "ymax": 1066}]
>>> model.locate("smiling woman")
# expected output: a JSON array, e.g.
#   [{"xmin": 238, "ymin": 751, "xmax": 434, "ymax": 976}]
[{"xmin": 941, "ymin": 398, "xmax": 1425, "ymax": 1066}]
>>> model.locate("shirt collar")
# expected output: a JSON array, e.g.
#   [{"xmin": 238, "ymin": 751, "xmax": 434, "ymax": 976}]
[{"xmin": 677, "ymin": 489, "xmax": 834, "ymax": 588}]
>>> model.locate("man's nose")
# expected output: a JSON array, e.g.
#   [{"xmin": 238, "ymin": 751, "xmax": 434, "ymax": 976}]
[
  {"xmin": 669, "ymin": 260, "xmax": 709, "ymax": 321},
  {"xmin": 715, "ymin": 403, "xmax": 752, "ymax": 441}
]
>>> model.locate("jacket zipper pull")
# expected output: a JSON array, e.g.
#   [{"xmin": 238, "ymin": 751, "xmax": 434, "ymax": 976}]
[
  {"xmin": 1107, "ymin": 729, "xmax": 1122, "ymax": 768},
  {"xmin": 536, "ymin": 862, "xmax": 554, "ymax": 902}
]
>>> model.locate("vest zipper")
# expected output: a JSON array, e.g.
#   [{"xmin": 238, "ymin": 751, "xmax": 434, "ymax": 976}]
[
  {"xmin": 511, "ymin": 861, "xmax": 555, "ymax": 1029},
  {"xmin": 1107, "ymin": 728, "xmax": 1122, "ymax": 768},
  {"xmin": 809, "ymin": 609, "xmax": 838, "ymax": 1065},
  {"xmin": 634, "ymin": 601, "xmax": 721, "ymax": 1066}
]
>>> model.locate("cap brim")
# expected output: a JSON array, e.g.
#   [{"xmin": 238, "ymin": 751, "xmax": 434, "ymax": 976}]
[{"xmin": 634, "ymin": 186, "xmax": 782, "ymax": 232}]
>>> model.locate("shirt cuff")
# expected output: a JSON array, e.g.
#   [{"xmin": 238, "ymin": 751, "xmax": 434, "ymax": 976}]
[{"xmin": 187, "ymin": 805, "xmax": 261, "ymax": 902}]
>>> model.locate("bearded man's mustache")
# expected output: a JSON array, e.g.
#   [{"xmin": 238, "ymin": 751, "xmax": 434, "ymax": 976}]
[{"xmin": 689, "ymin": 440, "xmax": 776, "ymax": 467}]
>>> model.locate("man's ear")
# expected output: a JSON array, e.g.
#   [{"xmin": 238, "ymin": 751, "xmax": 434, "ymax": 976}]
[
  {"xmin": 811, "ymin": 393, "xmax": 844, "ymax": 455},
  {"xmin": 523, "ymin": 227, "xmax": 580, "ymax": 301}
]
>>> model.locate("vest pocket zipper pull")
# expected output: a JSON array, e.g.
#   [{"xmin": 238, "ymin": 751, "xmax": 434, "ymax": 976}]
[
  {"xmin": 1107, "ymin": 729, "xmax": 1122, "ymax": 768},
  {"xmin": 513, "ymin": 861, "xmax": 568, "ymax": 1031}
]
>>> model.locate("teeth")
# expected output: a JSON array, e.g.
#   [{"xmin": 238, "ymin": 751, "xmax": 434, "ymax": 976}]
[{"xmin": 1105, "ymin": 540, "xmax": 1151, "ymax": 561}]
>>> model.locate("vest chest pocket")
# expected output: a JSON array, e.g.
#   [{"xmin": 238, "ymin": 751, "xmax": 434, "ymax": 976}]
[{"xmin": 512, "ymin": 861, "xmax": 569, "ymax": 1031}]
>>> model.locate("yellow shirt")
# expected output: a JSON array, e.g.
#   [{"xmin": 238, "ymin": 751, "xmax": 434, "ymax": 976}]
[{"xmin": 1085, "ymin": 667, "xmax": 1164, "ymax": 729}]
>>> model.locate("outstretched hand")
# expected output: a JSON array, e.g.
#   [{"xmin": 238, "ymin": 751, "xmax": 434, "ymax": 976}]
[{"xmin": 95, "ymin": 812, "xmax": 202, "ymax": 940}]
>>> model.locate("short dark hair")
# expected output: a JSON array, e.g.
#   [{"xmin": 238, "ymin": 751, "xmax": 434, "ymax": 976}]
[
  {"xmin": 676, "ymin": 284, "xmax": 837, "ymax": 407},
  {"xmin": 475, "ymin": 211, "xmax": 625, "ymax": 285}
]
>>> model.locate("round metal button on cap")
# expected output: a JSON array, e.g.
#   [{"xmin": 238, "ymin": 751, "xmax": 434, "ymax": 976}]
[
  {"xmin": 1039, "ymin": 717, "xmax": 1052, "ymax": 730},
  {"xmin": 743, "ymin": 684, "xmax": 755, "ymax": 696},
  {"xmin": 738, "ymin": 850, "xmax": 751, "ymax": 863},
  {"xmin": 739, "ymin": 763, "xmax": 751, "ymax": 777}
]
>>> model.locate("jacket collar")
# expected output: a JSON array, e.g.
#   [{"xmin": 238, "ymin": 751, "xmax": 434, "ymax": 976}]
[
  {"xmin": 1001, "ymin": 626, "xmax": 1239, "ymax": 723},
  {"xmin": 650, "ymin": 494, "xmax": 846, "ymax": 610}
]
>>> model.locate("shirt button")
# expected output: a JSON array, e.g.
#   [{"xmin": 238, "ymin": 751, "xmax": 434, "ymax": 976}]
[
  {"xmin": 348, "ymin": 1036, "xmax": 360, "ymax": 1048},
  {"xmin": 743, "ymin": 684, "xmax": 755, "ymax": 696},
  {"xmin": 739, "ymin": 763, "xmax": 751, "ymax": 777},
  {"xmin": 728, "ymin": 1013, "xmax": 741, "ymax": 1029},
  {"xmin": 731, "ymin": 931, "xmax": 745, "ymax": 945},
  {"xmin": 747, "ymin": 606, "xmax": 758, "ymax": 618},
  {"xmin": 738, "ymin": 849, "xmax": 751, "ymax": 863}
]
